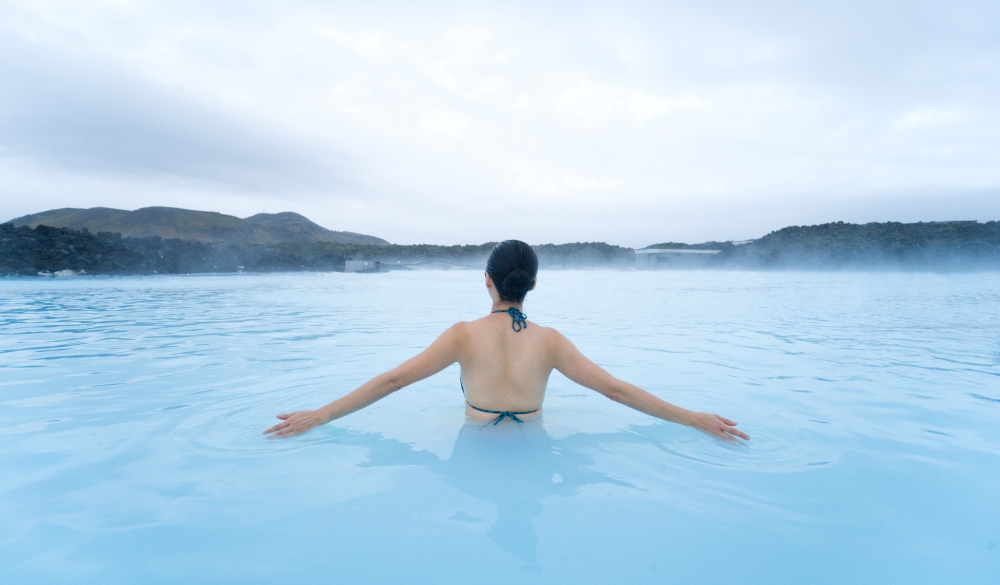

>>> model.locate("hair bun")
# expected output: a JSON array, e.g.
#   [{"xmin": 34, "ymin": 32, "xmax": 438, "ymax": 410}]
[
  {"xmin": 485, "ymin": 240, "xmax": 539, "ymax": 304},
  {"xmin": 502, "ymin": 269, "xmax": 532, "ymax": 293}
]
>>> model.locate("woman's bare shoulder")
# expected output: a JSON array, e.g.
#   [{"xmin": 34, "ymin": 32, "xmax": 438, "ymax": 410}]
[
  {"xmin": 534, "ymin": 323, "xmax": 564, "ymax": 336},
  {"xmin": 425, "ymin": 321, "xmax": 472, "ymax": 356},
  {"xmin": 456, "ymin": 316, "xmax": 492, "ymax": 331},
  {"xmin": 534, "ymin": 324, "xmax": 571, "ymax": 348},
  {"xmin": 444, "ymin": 320, "xmax": 473, "ymax": 336}
]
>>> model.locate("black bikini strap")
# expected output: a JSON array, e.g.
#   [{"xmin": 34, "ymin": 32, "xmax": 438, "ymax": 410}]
[
  {"xmin": 461, "ymin": 378, "xmax": 538, "ymax": 425},
  {"xmin": 466, "ymin": 401, "xmax": 539, "ymax": 425},
  {"xmin": 493, "ymin": 307, "xmax": 528, "ymax": 331}
]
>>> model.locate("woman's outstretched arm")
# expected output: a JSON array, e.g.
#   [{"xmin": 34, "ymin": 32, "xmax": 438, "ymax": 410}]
[
  {"xmin": 548, "ymin": 329, "xmax": 749, "ymax": 442},
  {"xmin": 264, "ymin": 323, "xmax": 466, "ymax": 438}
]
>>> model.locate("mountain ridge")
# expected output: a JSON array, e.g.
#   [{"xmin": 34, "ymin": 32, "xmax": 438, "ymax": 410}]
[
  {"xmin": 3, "ymin": 218, "xmax": 998, "ymax": 277},
  {"xmin": 6, "ymin": 206, "xmax": 389, "ymax": 246}
]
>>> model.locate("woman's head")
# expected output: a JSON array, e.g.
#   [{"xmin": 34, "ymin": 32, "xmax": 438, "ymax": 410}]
[{"xmin": 486, "ymin": 240, "xmax": 538, "ymax": 304}]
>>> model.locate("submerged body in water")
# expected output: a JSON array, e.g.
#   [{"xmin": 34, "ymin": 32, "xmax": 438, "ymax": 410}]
[
  {"xmin": 347, "ymin": 418, "xmax": 645, "ymax": 564},
  {"xmin": 265, "ymin": 241, "xmax": 748, "ymax": 441}
]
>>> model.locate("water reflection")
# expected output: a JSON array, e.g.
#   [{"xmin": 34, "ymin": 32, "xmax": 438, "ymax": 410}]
[{"xmin": 337, "ymin": 419, "xmax": 650, "ymax": 563}]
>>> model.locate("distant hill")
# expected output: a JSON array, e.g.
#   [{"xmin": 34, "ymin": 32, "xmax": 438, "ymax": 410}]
[
  {"xmin": 5, "ymin": 216, "xmax": 998, "ymax": 277},
  {"xmin": 720, "ymin": 220, "xmax": 1000, "ymax": 269},
  {"xmin": 6, "ymin": 207, "xmax": 389, "ymax": 246}
]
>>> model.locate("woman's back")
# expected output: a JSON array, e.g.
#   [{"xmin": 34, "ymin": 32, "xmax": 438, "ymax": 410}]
[{"xmin": 457, "ymin": 313, "xmax": 553, "ymax": 419}]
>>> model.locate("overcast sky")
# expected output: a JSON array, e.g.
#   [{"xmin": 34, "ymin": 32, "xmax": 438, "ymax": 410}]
[{"xmin": 1, "ymin": 0, "xmax": 998, "ymax": 245}]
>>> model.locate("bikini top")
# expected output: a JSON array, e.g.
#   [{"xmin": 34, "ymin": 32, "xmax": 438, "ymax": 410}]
[{"xmin": 462, "ymin": 306, "xmax": 538, "ymax": 424}]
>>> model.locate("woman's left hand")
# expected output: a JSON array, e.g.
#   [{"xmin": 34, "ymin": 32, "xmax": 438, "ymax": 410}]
[
  {"xmin": 687, "ymin": 412, "xmax": 750, "ymax": 442},
  {"xmin": 263, "ymin": 410, "xmax": 326, "ymax": 438}
]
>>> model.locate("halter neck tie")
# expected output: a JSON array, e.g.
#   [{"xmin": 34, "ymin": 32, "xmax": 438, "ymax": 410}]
[{"xmin": 493, "ymin": 307, "xmax": 527, "ymax": 331}]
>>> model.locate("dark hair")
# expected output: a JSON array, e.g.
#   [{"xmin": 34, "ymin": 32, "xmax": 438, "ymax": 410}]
[{"xmin": 486, "ymin": 240, "xmax": 538, "ymax": 304}]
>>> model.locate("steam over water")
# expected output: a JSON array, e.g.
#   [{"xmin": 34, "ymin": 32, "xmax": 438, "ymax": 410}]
[{"xmin": 2, "ymin": 271, "xmax": 999, "ymax": 584}]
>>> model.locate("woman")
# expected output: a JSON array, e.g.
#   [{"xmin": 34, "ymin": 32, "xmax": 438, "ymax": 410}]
[{"xmin": 264, "ymin": 240, "xmax": 749, "ymax": 442}]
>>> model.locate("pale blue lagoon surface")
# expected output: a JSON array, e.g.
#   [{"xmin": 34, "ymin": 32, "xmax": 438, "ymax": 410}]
[{"xmin": 1, "ymin": 271, "xmax": 999, "ymax": 584}]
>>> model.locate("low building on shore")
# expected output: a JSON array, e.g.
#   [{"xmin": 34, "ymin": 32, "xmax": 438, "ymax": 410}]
[
  {"xmin": 345, "ymin": 260, "xmax": 381, "ymax": 273},
  {"xmin": 635, "ymin": 248, "xmax": 722, "ymax": 269}
]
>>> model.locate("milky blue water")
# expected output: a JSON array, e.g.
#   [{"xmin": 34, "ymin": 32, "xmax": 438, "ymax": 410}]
[{"xmin": 1, "ymin": 270, "xmax": 999, "ymax": 584}]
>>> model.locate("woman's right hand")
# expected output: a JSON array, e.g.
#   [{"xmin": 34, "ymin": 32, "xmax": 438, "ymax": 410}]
[
  {"xmin": 687, "ymin": 412, "xmax": 750, "ymax": 442},
  {"xmin": 263, "ymin": 410, "xmax": 327, "ymax": 438}
]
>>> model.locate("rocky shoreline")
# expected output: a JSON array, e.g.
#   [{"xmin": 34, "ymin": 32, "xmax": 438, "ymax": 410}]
[
  {"xmin": 1, "ymin": 224, "xmax": 212, "ymax": 276},
  {"xmin": 0, "ymin": 223, "xmax": 345, "ymax": 276},
  {"xmin": 3, "ymin": 220, "xmax": 999, "ymax": 277},
  {"xmin": 0, "ymin": 223, "xmax": 634, "ymax": 276}
]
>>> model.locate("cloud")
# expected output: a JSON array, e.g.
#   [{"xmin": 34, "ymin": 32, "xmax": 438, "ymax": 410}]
[
  {"xmin": 894, "ymin": 107, "xmax": 961, "ymax": 129},
  {"xmin": 0, "ymin": 29, "xmax": 352, "ymax": 194},
  {"xmin": 0, "ymin": 0, "xmax": 998, "ymax": 246}
]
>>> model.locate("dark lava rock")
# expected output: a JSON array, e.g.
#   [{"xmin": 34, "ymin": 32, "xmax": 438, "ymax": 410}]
[
  {"xmin": 0, "ymin": 223, "xmax": 352, "ymax": 276},
  {"xmin": 0, "ymin": 223, "xmax": 219, "ymax": 276}
]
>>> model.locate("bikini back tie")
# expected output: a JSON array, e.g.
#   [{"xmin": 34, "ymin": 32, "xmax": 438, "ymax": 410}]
[
  {"xmin": 467, "ymin": 402, "xmax": 539, "ymax": 425},
  {"xmin": 461, "ymin": 378, "xmax": 538, "ymax": 425},
  {"xmin": 493, "ymin": 307, "xmax": 528, "ymax": 331}
]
